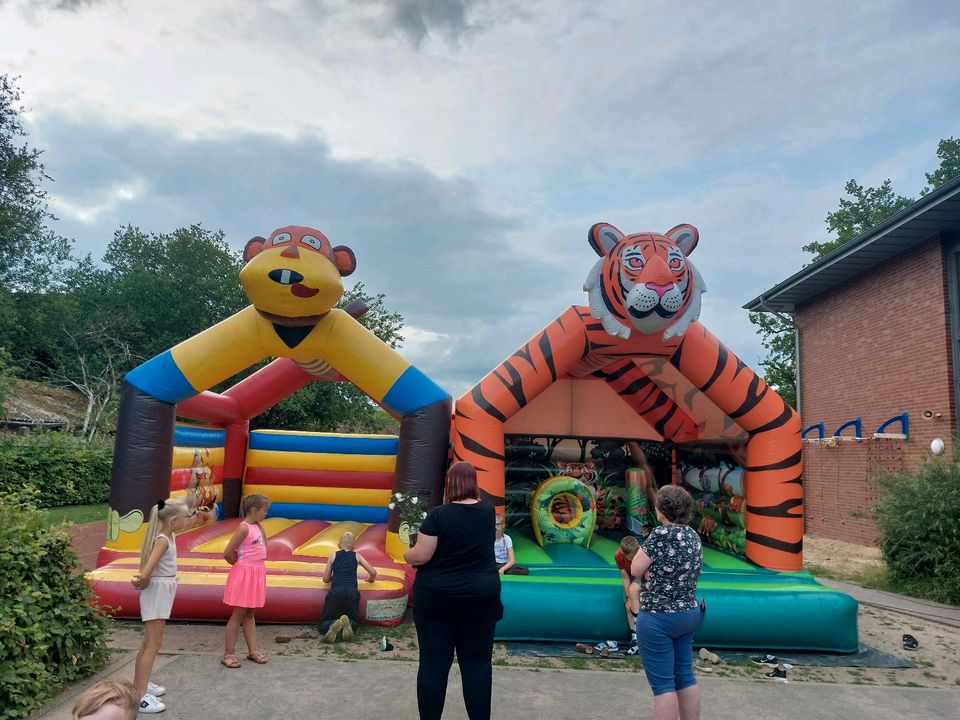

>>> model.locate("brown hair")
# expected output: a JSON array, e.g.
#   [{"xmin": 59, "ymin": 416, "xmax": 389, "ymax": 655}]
[
  {"xmin": 656, "ymin": 485, "xmax": 694, "ymax": 525},
  {"xmin": 72, "ymin": 680, "xmax": 138, "ymax": 719},
  {"xmin": 445, "ymin": 461, "xmax": 480, "ymax": 502},
  {"xmin": 619, "ymin": 535, "xmax": 640, "ymax": 557},
  {"xmin": 242, "ymin": 493, "xmax": 271, "ymax": 516}
]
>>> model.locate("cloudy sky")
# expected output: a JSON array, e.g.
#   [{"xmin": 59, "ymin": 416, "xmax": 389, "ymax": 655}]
[{"xmin": 2, "ymin": 0, "xmax": 959, "ymax": 397}]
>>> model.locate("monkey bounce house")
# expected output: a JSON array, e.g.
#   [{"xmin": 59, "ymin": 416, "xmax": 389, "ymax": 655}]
[{"xmin": 89, "ymin": 222, "xmax": 858, "ymax": 652}]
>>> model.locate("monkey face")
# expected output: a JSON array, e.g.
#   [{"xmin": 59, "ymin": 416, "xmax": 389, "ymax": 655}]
[{"xmin": 239, "ymin": 225, "xmax": 356, "ymax": 320}]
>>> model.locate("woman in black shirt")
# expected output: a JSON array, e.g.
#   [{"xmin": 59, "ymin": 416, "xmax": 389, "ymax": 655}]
[{"xmin": 404, "ymin": 461, "xmax": 503, "ymax": 720}]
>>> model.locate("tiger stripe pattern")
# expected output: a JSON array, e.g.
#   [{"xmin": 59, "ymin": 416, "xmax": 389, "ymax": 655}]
[{"xmin": 453, "ymin": 223, "xmax": 803, "ymax": 571}]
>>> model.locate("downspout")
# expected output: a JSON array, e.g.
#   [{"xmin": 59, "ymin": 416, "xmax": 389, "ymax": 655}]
[{"xmin": 759, "ymin": 296, "xmax": 801, "ymax": 417}]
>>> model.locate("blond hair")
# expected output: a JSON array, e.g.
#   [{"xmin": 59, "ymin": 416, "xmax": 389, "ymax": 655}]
[
  {"xmin": 339, "ymin": 531, "xmax": 356, "ymax": 550},
  {"xmin": 72, "ymin": 680, "xmax": 138, "ymax": 719},
  {"xmin": 139, "ymin": 499, "xmax": 188, "ymax": 569}
]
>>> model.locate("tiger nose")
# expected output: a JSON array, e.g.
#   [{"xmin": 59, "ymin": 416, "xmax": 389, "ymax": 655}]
[
  {"xmin": 644, "ymin": 281, "xmax": 673, "ymax": 298},
  {"xmin": 280, "ymin": 246, "xmax": 300, "ymax": 259}
]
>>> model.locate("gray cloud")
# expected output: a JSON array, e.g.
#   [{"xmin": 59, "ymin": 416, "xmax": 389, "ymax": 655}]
[{"xmin": 386, "ymin": 0, "xmax": 478, "ymax": 47}]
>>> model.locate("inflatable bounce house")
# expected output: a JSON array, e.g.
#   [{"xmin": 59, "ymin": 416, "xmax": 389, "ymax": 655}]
[{"xmin": 88, "ymin": 221, "xmax": 859, "ymax": 651}]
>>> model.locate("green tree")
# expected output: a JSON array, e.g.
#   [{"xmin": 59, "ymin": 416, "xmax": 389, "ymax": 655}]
[
  {"xmin": 751, "ymin": 137, "xmax": 960, "ymax": 409},
  {"xmin": 0, "ymin": 75, "xmax": 71, "ymax": 289},
  {"xmin": 921, "ymin": 136, "xmax": 960, "ymax": 195},
  {"xmin": 252, "ymin": 283, "xmax": 405, "ymax": 432}
]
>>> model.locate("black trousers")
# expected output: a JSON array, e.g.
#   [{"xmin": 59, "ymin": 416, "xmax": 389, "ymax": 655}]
[
  {"xmin": 318, "ymin": 586, "xmax": 360, "ymax": 633},
  {"xmin": 413, "ymin": 611, "xmax": 497, "ymax": 720}
]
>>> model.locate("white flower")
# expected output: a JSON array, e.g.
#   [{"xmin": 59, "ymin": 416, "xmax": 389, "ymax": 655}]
[
  {"xmin": 388, "ymin": 502, "xmax": 396, "ymax": 510},
  {"xmin": 395, "ymin": 492, "xmax": 403, "ymax": 500},
  {"xmin": 412, "ymin": 496, "xmax": 418, "ymax": 504},
  {"xmin": 422, "ymin": 512, "xmax": 427, "ymax": 519}
]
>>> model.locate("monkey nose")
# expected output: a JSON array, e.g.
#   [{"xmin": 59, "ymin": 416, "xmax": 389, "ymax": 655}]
[{"xmin": 280, "ymin": 246, "xmax": 300, "ymax": 259}]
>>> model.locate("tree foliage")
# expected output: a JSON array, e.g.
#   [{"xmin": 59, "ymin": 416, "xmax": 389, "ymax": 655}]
[
  {"xmin": 0, "ymin": 75, "xmax": 71, "ymax": 289},
  {"xmin": 751, "ymin": 137, "xmax": 960, "ymax": 409}
]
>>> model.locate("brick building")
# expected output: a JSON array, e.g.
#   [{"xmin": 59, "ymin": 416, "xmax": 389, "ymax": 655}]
[{"xmin": 745, "ymin": 176, "xmax": 960, "ymax": 545}]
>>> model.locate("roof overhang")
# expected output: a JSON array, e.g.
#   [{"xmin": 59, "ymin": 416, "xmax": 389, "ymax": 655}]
[{"xmin": 744, "ymin": 176, "xmax": 960, "ymax": 313}]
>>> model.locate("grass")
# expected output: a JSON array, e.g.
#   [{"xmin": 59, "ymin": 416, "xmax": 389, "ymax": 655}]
[{"xmin": 41, "ymin": 503, "xmax": 108, "ymax": 526}]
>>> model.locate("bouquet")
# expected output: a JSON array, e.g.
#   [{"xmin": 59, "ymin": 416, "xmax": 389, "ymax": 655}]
[{"xmin": 389, "ymin": 491, "xmax": 431, "ymax": 545}]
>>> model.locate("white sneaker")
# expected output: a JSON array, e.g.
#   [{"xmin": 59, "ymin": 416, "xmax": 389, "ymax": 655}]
[
  {"xmin": 147, "ymin": 681, "xmax": 166, "ymax": 697},
  {"xmin": 139, "ymin": 693, "xmax": 166, "ymax": 713}
]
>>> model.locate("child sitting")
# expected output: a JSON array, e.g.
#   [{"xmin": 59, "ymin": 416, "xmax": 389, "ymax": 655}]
[
  {"xmin": 319, "ymin": 532, "xmax": 377, "ymax": 642},
  {"xmin": 494, "ymin": 516, "xmax": 528, "ymax": 575},
  {"xmin": 614, "ymin": 535, "xmax": 641, "ymax": 653}
]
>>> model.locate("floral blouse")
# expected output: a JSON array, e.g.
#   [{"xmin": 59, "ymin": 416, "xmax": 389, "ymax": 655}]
[{"xmin": 640, "ymin": 524, "xmax": 703, "ymax": 613}]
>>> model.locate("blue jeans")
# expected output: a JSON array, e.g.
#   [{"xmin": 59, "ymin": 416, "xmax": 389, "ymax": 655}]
[{"xmin": 638, "ymin": 607, "xmax": 703, "ymax": 696}]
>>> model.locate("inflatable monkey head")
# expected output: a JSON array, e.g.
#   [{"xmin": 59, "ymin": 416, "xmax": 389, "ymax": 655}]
[
  {"xmin": 240, "ymin": 225, "xmax": 356, "ymax": 325},
  {"xmin": 583, "ymin": 222, "xmax": 706, "ymax": 341}
]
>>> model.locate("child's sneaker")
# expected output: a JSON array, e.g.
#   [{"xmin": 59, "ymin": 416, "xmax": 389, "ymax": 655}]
[
  {"xmin": 604, "ymin": 640, "xmax": 619, "ymax": 651},
  {"xmin": 147, "ymin": 681, "xmax": 166, "ymax": 697},
  {"xmin": 323, "ymin": 616, "xmax": 345, "ymax": 643},
  {"xmin": 764, "ymin": 665, "xmax": 789, "ymax": 683},
  {"xmin": 338, "ymin": 614, "xmax": 354, "ymax": 641},
  {"xmin": 698, "ymin": 647, "xmax": 721, "ymax": 664},
  {"xmin": 750, "ymin": 653, "xmax": 778, "ymax": 666},
  {"xmin": 625, "ymin": 643, "xmax": 640, "ymax": 656},
  {"xmin": 139, "ymin": 693, "xmax": 166, "ymax": 714}
]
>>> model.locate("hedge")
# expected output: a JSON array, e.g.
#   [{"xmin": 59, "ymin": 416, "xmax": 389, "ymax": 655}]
[
  {"xmin": 0, "ymin": 432, "xmax": 112, "ymax": 507},
  {"xmin": 873, "ymin": 447, "xmax": 960, "ymax": 606},
  {"xmin": 0, "ymin": 489, "xmax": 111, "ymax": 718}
]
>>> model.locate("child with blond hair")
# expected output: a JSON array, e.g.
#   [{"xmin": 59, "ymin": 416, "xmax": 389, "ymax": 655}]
[
  {"xmin": 614, "ymin": 534, "xmax": 641, "ymax": 654},
  {"xmin": 131, "ymin": 498, "xmax": 192, "ymax": 713},
  {"xmin": 72, "ymin": 680, "xmax": 138, "ymax": 720},
  {"xmin": 319, "ymin": 531, "xmax": 377, "ymax": 642},
  {"xmin": 222, "ymin": 494, "xmax": 271, "ymax": 668}
]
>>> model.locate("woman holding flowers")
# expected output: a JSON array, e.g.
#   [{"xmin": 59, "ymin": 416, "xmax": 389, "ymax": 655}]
[{"xmin": 404, "ymin": 461, "xmax": 503, "ymax": 720}]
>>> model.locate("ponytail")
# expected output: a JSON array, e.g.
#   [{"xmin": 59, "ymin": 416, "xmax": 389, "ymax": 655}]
[{"xmin": 139, "ymin": 499, "xmax": 188, "ymax": 570}]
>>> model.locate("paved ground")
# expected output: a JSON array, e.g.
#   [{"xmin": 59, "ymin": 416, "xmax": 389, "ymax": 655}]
[
  {"xmin": 31, "ymin": 648, "xmax": 960, "ymax": 720},
  {"xmin": 817, "ymin": 577, "xmax": 960, "ymax": 628},
  {"xmin": 66, "ymin": 520, "xmax": 106, "ymax": 570}
]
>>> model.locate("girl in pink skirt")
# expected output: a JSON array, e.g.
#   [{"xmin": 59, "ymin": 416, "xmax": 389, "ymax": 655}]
[{"xmin": 221, "ymin": 494, "xmax": 271, "ymax": 668}]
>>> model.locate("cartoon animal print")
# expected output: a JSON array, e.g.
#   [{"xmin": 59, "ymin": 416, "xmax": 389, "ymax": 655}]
[{"xmin": 453, "ymin": 223, "xmax": 802, "ymax": 570}]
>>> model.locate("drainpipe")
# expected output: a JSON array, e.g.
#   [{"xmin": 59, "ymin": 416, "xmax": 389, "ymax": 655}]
[{"xmin": 759, "ymin": 296, "xmax": 801, "ymax": 417}]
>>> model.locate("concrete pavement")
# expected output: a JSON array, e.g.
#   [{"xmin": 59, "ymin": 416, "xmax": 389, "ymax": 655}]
[{"xmin": 32, "ymin": 649, "xmax": 960, "ymax": 720}]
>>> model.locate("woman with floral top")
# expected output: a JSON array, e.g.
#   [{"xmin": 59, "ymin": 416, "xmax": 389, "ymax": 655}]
[{"xmin": 630, "ymin": 485, "xmax": 704, "ymax": 720}]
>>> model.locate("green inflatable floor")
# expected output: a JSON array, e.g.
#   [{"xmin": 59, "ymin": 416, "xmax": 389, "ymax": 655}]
[{"xmin": 498, "ymin": 531, "xmax": 859, "ymax": 653}]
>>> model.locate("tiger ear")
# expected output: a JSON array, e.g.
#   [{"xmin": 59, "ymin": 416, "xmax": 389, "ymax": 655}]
[
  {"xmin": 665, "ymin": 224, "xmax": 699, "ymax": 256},
  {"xmin": 588, "ymin": 223, "xmax": 625, "ymax": 256}
]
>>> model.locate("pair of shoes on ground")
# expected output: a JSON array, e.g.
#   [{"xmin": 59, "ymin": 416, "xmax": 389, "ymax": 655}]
[
  {"xmin": 323, "ymin": 614, "xmax": 354, "ymax": 643},
  {"xmin": 693, "ymin": 647, "xmax": 721, "ymax": 672},
  {"xmin": 574, "ymin": 642, "xmax": 611, "ymax": 657},
  {"xmin": 220, "ymin": 651, "xmax": 268, "ymax": 668},
  {"xmin": 903, "ymin": 634, "xmax": 919, "ymax": 651},
  {"xmin": 139, "ymin": 682, "xmax": 167, "ymax": 714},
  {"xmin": 763, "ymin": 663, "xmax": 794, "ymax": 682}
]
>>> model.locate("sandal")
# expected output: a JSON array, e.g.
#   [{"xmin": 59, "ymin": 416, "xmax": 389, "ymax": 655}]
[
  {"xmin": 246, "ymin": 651, "xmax": 269, "ymax": 664},
  {"xmin": 902, "ymin": 634, "xmax": 919, "ymax": 651},
  {"xmin": 575, "ymin": 643, "xmax": 594, "ymax": 654},
  {"xmin": 594, "ymin": 642, "xmax": 611, "ymax": 657},
  {"xmin": 220, "ymin": 655, "xmax": 241, "ymax": 669}
]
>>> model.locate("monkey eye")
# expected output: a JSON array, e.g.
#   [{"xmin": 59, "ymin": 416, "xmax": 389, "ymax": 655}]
[
  {"xmin": 300, "ymin": 235, "xmax": 324, "ymax": 252},
  {"xmin": 271, "ymin": 232, "xmax": 292, "ymax": 245}
]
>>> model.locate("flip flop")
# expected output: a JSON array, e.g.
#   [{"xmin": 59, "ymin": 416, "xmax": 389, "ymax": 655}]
[
  {"xmin": 220, "ymin": 655, "xmax": 241, "ymax": 669},
  {"xmin": 902, "ymin": 634, "xmax": 919, "ymax": 651},
  {"xmin": 594, "ymin": 642, "xmax": 611, "ymax": 657},
  {"xmin": 575, "ymin": 643, "xmax": 594, "ymax": 655},
  {"xmin": 246, "ymin": 651, "xmax": 269, "ymax": 664}
]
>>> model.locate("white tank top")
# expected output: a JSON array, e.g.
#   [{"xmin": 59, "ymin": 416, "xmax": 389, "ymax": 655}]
[{"xmin": 151, "ymin": 533, "xmax": 177, "ymax": 577}]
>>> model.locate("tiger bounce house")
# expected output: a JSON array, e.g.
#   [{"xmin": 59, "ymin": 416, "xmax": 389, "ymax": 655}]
[{"xmin": 88, "ymin": 222, "xmax": 858, "ymax": 652}]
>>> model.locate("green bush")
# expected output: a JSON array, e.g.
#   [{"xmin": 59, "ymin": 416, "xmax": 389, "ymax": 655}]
[
  {"xmin": 0, "ymin": 431, "xmax": 112, "ymax": 507},
  {"xmin": 0, "ymin": 489, "xmax": 111, "ymax": 719},
  {"xmin": 873, "ymin": 446, "xmax": 960, "ymax": 605}
]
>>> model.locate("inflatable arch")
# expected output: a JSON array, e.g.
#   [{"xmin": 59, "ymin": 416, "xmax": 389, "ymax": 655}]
[{"xmin": 453, "ymin": 222, "xmax": 803, "ymax": 572}]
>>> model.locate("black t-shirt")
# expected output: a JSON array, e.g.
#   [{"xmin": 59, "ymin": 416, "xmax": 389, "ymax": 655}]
[
  {"xmin": 412, "ymin": 501, "xmax": 503, "ymax": 623},
  {"xmin": 330, "ymin": 550, "xmax": 358, "ymax": 591}
]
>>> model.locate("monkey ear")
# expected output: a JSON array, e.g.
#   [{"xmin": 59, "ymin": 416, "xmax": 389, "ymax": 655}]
[
  {"xmin": 243, "ymin": 236, "xmax": 267, "ymax": 262},
  {"xmin": 333, "ymin": 245, "xmax": 357, "ymax": 277}
]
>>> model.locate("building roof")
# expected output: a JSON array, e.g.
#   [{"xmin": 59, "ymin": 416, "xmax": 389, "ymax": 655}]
[{"xmin": 744, "ymin": 175, "xmax": 960, "ymax": 313}]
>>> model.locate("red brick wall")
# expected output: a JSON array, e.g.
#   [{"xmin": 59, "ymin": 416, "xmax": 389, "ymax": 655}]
[{"xmin": 796, "ymin": 236, "xmax": 955, "ymax": 545}]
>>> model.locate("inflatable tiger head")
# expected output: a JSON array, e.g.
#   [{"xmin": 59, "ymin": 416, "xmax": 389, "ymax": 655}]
[{"xmin": 583, "ymin": 222, "xmax": 706, "ymax": 340}]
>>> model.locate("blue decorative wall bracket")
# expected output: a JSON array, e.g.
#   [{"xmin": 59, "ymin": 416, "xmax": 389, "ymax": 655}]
[
  {"xmin": 802, "ymin": 423, "xmax": 825, "ymax": 440},
  {"xmin": 832, "ymin": 417, "xmax": 862, "ymax": 439},
  {"xmin": 875, "ymin": 412, "xmax": 909, "ymax": 439}
]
